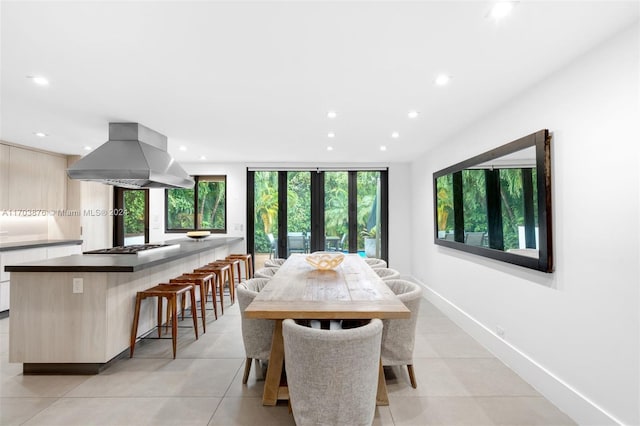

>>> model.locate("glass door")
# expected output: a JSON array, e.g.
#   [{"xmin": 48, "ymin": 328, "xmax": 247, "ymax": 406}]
[
  {"xmin": 287, "ymin": 171, "xmax": 311, "ymax": 257},
  {"xmin": 249, "ymin": 168, "xmax": 388, "ymax": 265},
  {"xmin": 324, "ymin": 171, "xmax": 349, "ymax": 253},
  {"xmin": 253, "ymin": 171, "xmax": 279, "ymax": 268},
  {"xmin": 356, "ymin": 171, "xmax": 381, "ymax": 257},
  {"xmin": 113, "ymin": 188, "xmax": 148, "ymax": 246}
]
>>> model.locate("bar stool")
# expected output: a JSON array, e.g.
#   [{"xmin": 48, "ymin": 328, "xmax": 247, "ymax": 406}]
[
  {"xmin": 130, "ymin": 283, "xmax": 199, "ymax": 359},
  {"xmin": 227, "ymin": 253, "xmax": 254, "ymax": 280},
  {"xmin": 169, "ymin": 275, "xmax": 214, "ymax": 333},
  {"xmin": 176, "ymin": 272, "xmax": 218, "ymax": 319},
  {"xmin": 210, "ymin": 261, "xmax": 237, "ymax": 304},
  {"xmin": 216, "ymin": 258, "xmax": 242, "ymax": 285},
  {"xmin": 195, "ymin": 262, "xmax": 232, "ymax": 311}
]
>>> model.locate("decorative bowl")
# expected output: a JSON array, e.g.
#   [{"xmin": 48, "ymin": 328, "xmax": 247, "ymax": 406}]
[
  {"xmin": 186, "ymin": 231, "xmax": 211, "ymax": 240},
  {"xmin": 305, "ymin": 252, "xmax": 345, "ymax": 270}
]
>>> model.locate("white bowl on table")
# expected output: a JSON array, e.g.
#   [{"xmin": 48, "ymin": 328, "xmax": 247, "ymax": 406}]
[{"xmin": 186, "ymin": 231, "xmax": 211, "ymax": 240}]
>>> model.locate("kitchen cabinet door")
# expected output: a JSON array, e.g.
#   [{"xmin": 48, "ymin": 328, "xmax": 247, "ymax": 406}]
[
  {"xmin": 0, "ymin": 144, "xmax": 9, "ymax": 209},
  {"xmin": 7, "ymin": 146, "xmax": 67, "ymax": 210},
  {"xmin": 43, "ymin": 154, "xmax": 68, "ymax": 210},
  {"xmin": 0, "ymin": 281, "xmax": 8, "ymax": 311},
  {"xmin": 8, "ymin": 146, "xmax": 45, "ymax": 210}
]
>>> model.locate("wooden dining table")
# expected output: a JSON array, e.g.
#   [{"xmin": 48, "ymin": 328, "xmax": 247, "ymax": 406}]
[{"xmin": 244, "ymin": 253, "xmax": 411, "ymax": 406}]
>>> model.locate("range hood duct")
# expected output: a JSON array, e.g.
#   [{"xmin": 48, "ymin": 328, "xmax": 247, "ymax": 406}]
[{"xmin": 66, "ymin": 123, "xmax": 195, "ymax": 189}]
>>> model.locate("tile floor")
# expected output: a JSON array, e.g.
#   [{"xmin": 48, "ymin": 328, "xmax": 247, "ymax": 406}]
[{"xmin": 0, "ymin": 288, "xmax": 576, "ymax": 426}]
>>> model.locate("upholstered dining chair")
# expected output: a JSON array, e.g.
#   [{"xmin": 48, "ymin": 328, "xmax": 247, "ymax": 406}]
[
  {"xmin": 380, "ymin": 279, "xmax": 422, "ymax": 388},
  {"xmin": 237, "ymin": 278, "xmax": 274, "ymax": 384},
  {"xmin": 364, "ymin": 258, "xmax": 387, "ymax": 269},
  {"xmin": 254, "ymin": 267, "xmax": 279, "ymax": 279},
  {"xmin": 283, "ymin": 318, "xmax": 383, "ymax": 426},
  {"xmin": 264, "ymin": 258, "xmax": 286, "ymax": 268},
  {"xmin": 374, "ymin": 267, "xmax": 401, "ymax": 281}
]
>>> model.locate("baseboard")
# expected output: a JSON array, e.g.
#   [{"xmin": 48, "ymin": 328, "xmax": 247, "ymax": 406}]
[{"xmin": 409, "ymin": 276, "xmax": 622, "ymax": 426}]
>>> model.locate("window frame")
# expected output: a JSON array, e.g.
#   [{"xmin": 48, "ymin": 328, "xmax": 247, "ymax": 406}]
[{"xmin": 164, "ymin": 175, "xmax": 227, "ymax": 233}]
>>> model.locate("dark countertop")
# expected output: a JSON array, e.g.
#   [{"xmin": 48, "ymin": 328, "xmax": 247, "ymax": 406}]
[
  {"xmin": 0, "ymin": 239, "xmax": 83, "ymax": 252},
  {"xmin": 4, "ymin": 237, "xmax": 243, "ymax": 273}
]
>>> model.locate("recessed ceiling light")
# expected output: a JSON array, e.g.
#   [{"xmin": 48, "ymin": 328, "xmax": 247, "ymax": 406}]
[
  {"xmin": 391, "ymin": 132, "xmax": 399, "ymax": 139},
  {"xmin": 380, "ymin": 146, "xmax": 387, "ymax": 151},
  {"xmin": 327, "ymin": 132, "xmax": 335, "ymax": 138},
  {"xmin": 408, "ymin": 110, "xmax": 419, "ymax": 119},
  {"xmin": 327, "ymin": 146, "xmax": 334, "ymax": 151},
  {"xmin": 435, "ymin": 74, "xmax": 451, "ymax": 86},
  {"xmin": 28, "ymin": 76, "xmax": 49, "ymax": 86},
  {"xmin": 34, "ymin": 132, "xmax": 47, "ymax": 137},
  {"xmin": 327, "ymin": 111, "xmax": 337, "ymax": 119},
  {"xmin": 200, "ymin": 155, "xmax": 206, "ymax": 160},
  {"xmin": 179, "ymin": 145, "xmax": 187, "ymax": 151},
  {"xmin": 490, "ymin": 1, "xmax": 514, "ymax": 20},
  {"xmin": 83, "ymin": 146, "xmax": 92, "ymax": 151}
]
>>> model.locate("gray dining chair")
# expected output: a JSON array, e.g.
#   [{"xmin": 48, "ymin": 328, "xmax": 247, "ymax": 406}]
[
  {"xmin": 381, "ymin": 279, "xmax": 422, "ymax": 388},
  {"xmin": 283, "ymin": 318, "xmax": 383, "ymax": 426},
  {"xmin": 374, "ymin": 267, "xmax": 401, "ymax": 281},
  {"xmin": 364, "ymin": 258, "xmax": 387, "ymax": 269},
  {"xmin": 237, "ymin": 278, "xmax": 274, "ymax": 384},
  {"xmin": 254, "ymin": 267, "xmax": 279, "ymax": 279},
  {"xmin": 264, "ymin": 258, "xmax": 286, "ymax": 268}
]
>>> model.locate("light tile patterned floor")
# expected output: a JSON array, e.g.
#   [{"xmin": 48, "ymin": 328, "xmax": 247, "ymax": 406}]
[{"xmin": 0, "ymin": 288, "xmax": 576, "ymax": 426}]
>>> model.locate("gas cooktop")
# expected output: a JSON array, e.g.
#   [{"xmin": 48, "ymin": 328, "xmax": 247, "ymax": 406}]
[{"xmin": 84, "ymin": 244, "xmax": 180, "ymax": 255}]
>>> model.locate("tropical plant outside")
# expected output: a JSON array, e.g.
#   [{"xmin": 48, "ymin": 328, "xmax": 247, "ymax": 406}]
[
  {"xmin": 123, "ymin": 190, "xmax": 145, "ymax": 235},
  {"xmin": 166, "ymin": 176, "xmax": 226, "ymax": 231},
  {"xmin": 253, "ymin": 170, "xmax": 380, "ymax": 255}
]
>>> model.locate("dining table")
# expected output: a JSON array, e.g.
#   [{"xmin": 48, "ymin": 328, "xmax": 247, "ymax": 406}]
[{"xmin": 244, "ymin": 253, "xmax": 411, "ymax": 406}]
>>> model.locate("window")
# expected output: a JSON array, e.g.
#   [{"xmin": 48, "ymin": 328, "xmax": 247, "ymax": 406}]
[{"xmin": 165, "ymin": 175, "xmax": 227, "ymax": 232}]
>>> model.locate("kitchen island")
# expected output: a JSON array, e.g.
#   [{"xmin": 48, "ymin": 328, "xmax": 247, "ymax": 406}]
[{"xmin": 6, "ymin": 237, "xmax": 243, "ymax": 374}]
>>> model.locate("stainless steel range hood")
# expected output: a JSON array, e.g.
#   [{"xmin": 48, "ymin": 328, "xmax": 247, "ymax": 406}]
[{"xmin": 66, "ymin": 123, "xmax": 195, "ymax": 189}]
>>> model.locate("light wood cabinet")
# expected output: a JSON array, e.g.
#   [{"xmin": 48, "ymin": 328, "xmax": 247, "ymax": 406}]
[
  {"xmin": 6, "ymin": 145, "xmax": 67, "ymax": 210},
  {"xmin": 43, "ymin": 154, "xmax": 68, "ymax": 210},
  {"xmin": 0, "ymin": 144, "xmax": 9, "ymax": 209},
  {"xmin": 8, "ymin": 146, "xmax": 44, "ymax": 210}
]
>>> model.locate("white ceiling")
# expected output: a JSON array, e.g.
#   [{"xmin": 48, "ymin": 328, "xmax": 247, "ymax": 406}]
[{"xmin": 1, "ymin": 1, "xmax": 638, "ymax": 163}]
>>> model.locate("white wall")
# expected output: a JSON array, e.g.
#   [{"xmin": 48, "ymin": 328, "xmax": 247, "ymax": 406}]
[{"xmin": 410, "ymin": 23, "xmax": 639, "ymax": 425}]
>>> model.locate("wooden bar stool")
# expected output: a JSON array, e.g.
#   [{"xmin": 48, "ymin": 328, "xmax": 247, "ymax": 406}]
[
  {"xmin": 169, "ymin": 275, "xmax": 214, "ymax": 333},
  {"xmin": 216, "ymin": 258, "xmax": 242, "ymax": 284},
  {"xmin": 210, "ymin": 261, "xmax": 237, "ymax": 304},
  {"xmin": 176, "ymin": 272, "xmax": 218, "ymax": 319},
  {"xmin": 227, "ymin": 253, "xmax": 253, "ymax": 280},
  {"xmin": 194, "ymin": 263, "xmax": 231, "ymax": 312},
  {"xmin": 130, "ymin": 283, "xmax": 199, "ymax": 359}
]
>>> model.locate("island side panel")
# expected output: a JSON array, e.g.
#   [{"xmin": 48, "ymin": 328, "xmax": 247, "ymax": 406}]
[
  {"xmin": 104, "ymin": 252, "xmax": 206, "ymax": 359},
  {"xmin": 9, "ymin": 272, "xmax": 108, "ymax": 363}
]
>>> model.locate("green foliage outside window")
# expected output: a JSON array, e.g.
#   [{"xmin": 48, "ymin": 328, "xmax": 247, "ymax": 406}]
[
  {"xmin": 123, "ymin": 190, "xmax": 145, "ymax": 235},
  {"xmin": 166, "ymin": 176, "xmax": 226, "ymax": 232}
]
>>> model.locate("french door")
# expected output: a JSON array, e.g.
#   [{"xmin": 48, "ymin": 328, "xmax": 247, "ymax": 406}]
[{"xmin": 248, "ymin": 169, "xmax": 388, "ymax": 267}]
